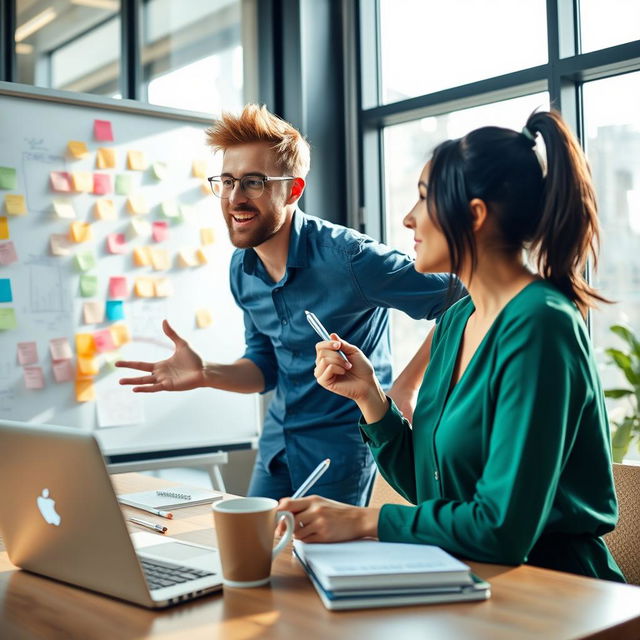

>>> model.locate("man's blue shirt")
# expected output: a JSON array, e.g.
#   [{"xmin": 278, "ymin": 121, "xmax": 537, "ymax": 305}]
[{"xmin": 229, "ymin": 210, "xmax": 450, "ymax": 490}]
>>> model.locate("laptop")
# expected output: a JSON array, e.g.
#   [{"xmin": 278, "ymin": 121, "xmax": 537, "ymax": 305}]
[{"xmin": 0, "ymin": 420, "xmax": 223, "ymax": 608}]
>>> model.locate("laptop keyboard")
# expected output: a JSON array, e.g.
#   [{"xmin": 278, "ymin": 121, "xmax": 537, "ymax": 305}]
[{"xmin": 140, "ymin": 557, "xmax": 216, "ymax": 591}]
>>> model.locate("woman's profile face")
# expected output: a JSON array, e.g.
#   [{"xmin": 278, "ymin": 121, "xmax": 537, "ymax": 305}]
[{"xmin": 403, "ymin": 162, "xmax": 451, "ymax": 274}]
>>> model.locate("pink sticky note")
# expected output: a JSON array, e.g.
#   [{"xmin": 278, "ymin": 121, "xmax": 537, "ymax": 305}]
[
  {"xmin": 152, "ymin": 221, "xmax": 169, "ymax": 243},
  {"xmin": 93, "ymin": 173, "xmax": 112, "ymax": 195},
  {"xmin": 94, "ymin": 119, "xmax": 114, "ymax": 142},
  {"xmin": 50, "ymin": 337, "xmax": 73, "ymax": 361},
  {"xmin": 17, "ymin": 341, "xmax": 39, "ymax": 365},
  {"xmin": 50, "ymin": 171, "xmax": 72, "ymax": 192},
  {"xmin": 109, "ymin": 276, "xmax": 128, "ymax": 299},
  {"xmin": 52, "ymin": 359, "xmax": 74, "ymax": 383},
  {"xmin": 0, "ymin": 241, "xmax": 18, "ymax": 265},
  {"xmin": 24, "ymin": 366, "xmax": 45, "ymax": 390},
  {"xmin": 106, "ymin": 233, "xmax": 127, "ymax": 254},
  {"xmin": 93, "ymin": 328, "xmax": 117, "ymax": 353}
]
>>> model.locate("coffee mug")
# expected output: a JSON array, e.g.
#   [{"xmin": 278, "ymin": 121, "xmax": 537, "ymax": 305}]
[{"xmin": 212, "ymin": 497, "xmax": 294, "ymax": 587}]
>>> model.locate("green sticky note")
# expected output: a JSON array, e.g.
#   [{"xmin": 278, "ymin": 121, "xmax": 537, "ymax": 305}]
[
  {"xmin": 79, "ymin": 274, "xmax": 98, "ymax": 297},
  {"xmin": 115, "ymin": 174, "xmax": 133, "ymax": 195},
  {"xmin": 160, "ymin": 200, "xmax": 179, "ymax": 218},
  {"xmin": 75, "ymin": 251, "xmax": 97, "ymax": 272},
  {"xmin": 0, "ymin": 167, "xmax": 17, "ymax": 190},
  {"xmin": 0, "ymin": 307, "xmax": 17, "ymax": 330},
  {"xmin": 104, "ymin": 351, "xmax": 122, "ymax": 370},
  {"xmin": 152, "ymin": 162, "xmax": 167, "ymax": 180}
]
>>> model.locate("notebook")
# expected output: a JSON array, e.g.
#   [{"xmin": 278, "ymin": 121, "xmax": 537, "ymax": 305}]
[
  {"xmin": 118, "ymin": 485, "xmax": 224, "ymax": 511},
  {"xmin": 293, "ymin": 539, "xmax": 490, "ymax": 611}
]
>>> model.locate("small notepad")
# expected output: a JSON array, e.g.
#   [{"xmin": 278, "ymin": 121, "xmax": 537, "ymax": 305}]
[{"xmin": 118, "ymin": 485, "xmax": 224, "ymax": 510}]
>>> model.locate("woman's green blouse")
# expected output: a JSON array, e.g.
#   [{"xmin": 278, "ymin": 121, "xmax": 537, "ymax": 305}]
[{"xmin": 360, "ymin": 280, "xmax": 624, "ymax": 581}]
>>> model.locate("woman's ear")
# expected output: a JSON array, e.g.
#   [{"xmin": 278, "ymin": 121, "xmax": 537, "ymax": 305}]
[
  {"xmin": 287, "ymin": 177, "xmax": 306, "ymax": 204},
  {"xmin": 469, "ymin": 198, "xmax": 488, "ymax": 232}
]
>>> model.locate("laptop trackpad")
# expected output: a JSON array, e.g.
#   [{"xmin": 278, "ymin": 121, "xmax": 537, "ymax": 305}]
[
  {"xmin": 144, "ymin": 542, "xmax": 210, "ymax": 562},
  {"xmin": 133, "ymin": 532, "xmax": 219, "ymax": 571}
]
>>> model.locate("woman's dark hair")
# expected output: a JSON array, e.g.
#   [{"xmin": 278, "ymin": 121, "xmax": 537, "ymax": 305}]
[{"xmin": 427, "ymin": 109, "xmax": 606, "ymax": 314}]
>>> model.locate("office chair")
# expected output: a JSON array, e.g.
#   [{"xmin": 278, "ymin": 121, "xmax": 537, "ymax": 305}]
[
  {"xmin": 604, "ymin": 462, "xmax": 640, "ymax": 585},
  {"xmin": 368, "ymin": 473, "xmax": 412, "ymax": 508}
]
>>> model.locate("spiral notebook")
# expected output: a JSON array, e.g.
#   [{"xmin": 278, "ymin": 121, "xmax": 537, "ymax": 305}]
[{"xmin": 118, "ymin": 485, "xmax": 224, "ymax": 510}]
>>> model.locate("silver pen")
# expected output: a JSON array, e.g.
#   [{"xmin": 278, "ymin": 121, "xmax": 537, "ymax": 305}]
[
  {"xmin": 304, "ymin": 310, "xmax": 349, "ymax": 362},
  {"xmin": 128, "ymin": 516, "xmax": 167, "ymax": 534},
  {"xmin": 292, "ymin": 459, "xmax": 331, "ymax": 498}
]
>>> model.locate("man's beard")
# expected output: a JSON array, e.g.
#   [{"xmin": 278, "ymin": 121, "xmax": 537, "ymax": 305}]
[{"xmin": 224, "ymin": 204, "xmax": 282, "ymax": 249}]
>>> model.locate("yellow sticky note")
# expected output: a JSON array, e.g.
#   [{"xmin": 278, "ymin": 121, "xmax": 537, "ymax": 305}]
[
  {"xmin": 67, "ymin": 141, "xmax": 88, "ymax": 158},
  {"xmin": 196, "ymin": 247, "xmax": 210, "ymax": 265},
  {"xmin": 0, "ymin": 216, "xmax": 8, "ymax": 239},
  {"xmin": 75, "ymin": 379, "xmax": 96, "ymax": 402},
  {"xmin": 129, "ymin": 218, "xmax": 151, "ymax": 238},
  {"xmin": 83, "ymin": 301, "xmax": 104, "ymax": 324},
  {"xmin": 127, "ymin": 150, "xmax": 148, "ymax": 171},
  {"xmin": 127, "ymin": 194, "xmax": 149, "ymax": 215},
  {"xmin": 50, "ymin": 233, "xmax": 73, "ymax": 256},
  {"xmin": 154, "ymin": 277, "xmax": 174, "ymax": 297},
  {"xmin": 150, "ymin": 247, "xmax": 170, "ymax": 270},
  {"xmin": 53, "ymin": 201, "xmax": 76, "ymax": 219},
  {"xmin": 177, "ymin": 248, "xmax": 198, "ymax": 268},
  {"xmin": 5, "ymin": 194, "xmax": 26, "ymax": 215},
  {"xmin": 94, "ymin": 199, "xmax": 116, "ymax": 220},
  {"xmin": 192, "ymin": 159, "xmax": 207, "ymax": 178},
  {"xmin": 71, "ymin": 171, "xmax": 93, "ymax": 192},
  {"xmin": 69, "ymin": 221, "xmax": 93, "ymax": 243},
  {"xmin": 132, "ymin": 246, "xmax": 151, "ymax": 267},
  {"xmin": 200, "ymin": 228, "xmax": 215, "ymax": 245},
  {"xmin": 76, "ymin": 333, "xmax": 96, "ymax": 356},
  {"xmin": 96, "ymin": 147, "xmax": 116, "ymax": 169},
  {"xmin": 196, "ymin": 309, "xmax": 213, "ymax": 328},
  {"xmin": 77, "ymin": 356, "xmax": 100, "ymax": 377},
  {"xmin": 110, "ymin": 323, "xmax": 131, "ymax": 346},
  {"xmin": 134, "ymin": 277, "xmax": 155, "ymax": 298}
]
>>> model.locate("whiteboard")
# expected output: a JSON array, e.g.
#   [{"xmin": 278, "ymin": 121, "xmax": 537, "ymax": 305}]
[{"xmin": 0, "ymin": 85, "xmax": 259, "ymax": 457}]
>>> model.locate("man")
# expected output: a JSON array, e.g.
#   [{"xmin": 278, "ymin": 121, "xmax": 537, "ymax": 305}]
[{"xmin": 117, "ymin": 104, "xmax": 449, "ymax": 505}]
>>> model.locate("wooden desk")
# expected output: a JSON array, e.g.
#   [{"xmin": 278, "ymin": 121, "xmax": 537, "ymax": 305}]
[{"xmin": 1, "ymin": 473, "xmax": 640, "ymax": 640}]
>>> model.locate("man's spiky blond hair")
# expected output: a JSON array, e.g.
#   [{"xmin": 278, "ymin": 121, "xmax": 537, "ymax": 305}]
[{"xmin": 206, "ymin": 104, "xmax": 310, "ymax": 177}]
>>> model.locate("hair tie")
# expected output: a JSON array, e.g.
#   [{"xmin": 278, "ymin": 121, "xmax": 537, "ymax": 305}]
[{"xmin": 521, "ymin": 126, "xmax": 536, "ymax": 146}]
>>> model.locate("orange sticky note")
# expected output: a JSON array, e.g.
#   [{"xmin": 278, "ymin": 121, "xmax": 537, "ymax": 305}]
[
  {"xmin": 154, "ymin": 278, "xmax": 174, "ymax": 297},
  {"xmin": 50, "ymin": 233, "xmax": 73, "ymax": 256},
  {"xmin": 150, "ymin": 248, "xmax": 170, "ymax": 270},
  {"xmin": 53, "ymin": 201, "xmax": 76, "ymax": 219},
  {"xmin": 77, "ymin": 356, "xmax": 99, "ymax": 377},
  {"xmin": 94, "ymin": 199, "xmax": 116, "ymax": 220},
  {"xmin": 5, "ymin": 194, "xmax": 26, "ymax": 215},
  {"xmin": 76, "ymin": 379, "xmax": 96, "ymax": 402},
  {"xmin": 71, "ymin": 171, "xmax": 93, "ymax": 192},
  {"xmin": 192, "ymin": 159, "xmax": 207, "ymax": 178},
  {"xmin": 127, "ymin": 150, "xmax": 147, "ymax": 171},
  {"xmin": 110, "ymin": 323, "xmax": 131, "ymax": 346},
  {"xmin": 177, "ymin": 248, "xmax": 198, "ymax": 268},
  {"xmin": 75, "ymin": 333, "xmax": 96, "ymax": 357},
  {"xmin": 134, "ymin": 277, "xmax": 155, "ymax": 298},
  {"xmin": 0, "ymin": 216, "xmax": 8, "ymax": 240},
  {"xmin": 67, "ymin": 141, "xmax": 88, "ymax": 158},
  {"xmin": 127, "ymin": 194, "xmax": 149, "ymax": 215},
  {"xmin": 83, "ymin": 301, "xmax": 104, "ymax": 324},
  {"xmin": 196, "ymin": 308, "xmax": 213, "ymax": 328},
  {"xmin": 196, "ymin": 247, "xmax": 209, "ymax": 265},
  {"xmin": 132, "ymin": 246, "xmax": 151, "ymax": 267},
  {"xmin": 69, "ymin": 221, "xmax": 93, "ymax": 243},
  {"xmin": 200, "ymin": 228, "xmax": 215, "ymax": 245},
  {"xmin": 96, "ymin": 147, "xmax": 116, "ymax": 169}
]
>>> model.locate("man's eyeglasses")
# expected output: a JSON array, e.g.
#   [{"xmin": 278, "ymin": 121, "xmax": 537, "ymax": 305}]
[{"xmin": 208, "ymin": 174, "xmax": 295, "ymax": 199}]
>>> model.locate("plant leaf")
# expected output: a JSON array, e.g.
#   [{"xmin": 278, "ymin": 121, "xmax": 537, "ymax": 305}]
[
  {"xmin": 606, "ymin": 348, "xmax": 640, "ymax": 385},
  {"xmin": 611, "ymin": 325, "xmax": 640, "ymax": 359},
  {"xmin": 604, "ymin": 388, "xmax": 633, "ymax": 399},
  {"xmin": 611, "ymin": 420, "xmax": 633, "ymax": 463}
]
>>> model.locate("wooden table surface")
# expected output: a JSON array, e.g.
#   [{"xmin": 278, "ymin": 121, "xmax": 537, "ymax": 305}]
[{"xmin": 1, "ymin": 473, "xmax": 640, "ymax": 640}]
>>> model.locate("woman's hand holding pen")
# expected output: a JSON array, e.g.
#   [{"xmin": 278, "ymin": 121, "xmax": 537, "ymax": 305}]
[{"xmin": 314, "ymin": 334, "xmax": 389, "ymax": 424}]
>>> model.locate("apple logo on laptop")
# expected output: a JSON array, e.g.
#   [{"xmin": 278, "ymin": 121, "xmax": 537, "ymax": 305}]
[{"xmin": 37, "ymin": 489, "xmax": 61, "ymax": 526}]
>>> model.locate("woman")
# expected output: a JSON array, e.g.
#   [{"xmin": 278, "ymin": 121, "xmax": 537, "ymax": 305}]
[{"xmin": 279, "ymin": 110, "xmax": 625, "ymax": 581}]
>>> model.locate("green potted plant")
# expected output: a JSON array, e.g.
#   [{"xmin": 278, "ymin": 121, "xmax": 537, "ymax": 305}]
[{"xmin": 604, "ymin": 325, "xmax": 640, "ymax": 462}]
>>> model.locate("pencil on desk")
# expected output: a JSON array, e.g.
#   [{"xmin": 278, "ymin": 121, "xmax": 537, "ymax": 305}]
[
  {"xmin": 128, "ymin": 517, "xmax": 167, "ymax": 534},
  {"xmin": 128, "ymin": 504, "xmax": 173, "ymax": 519}
]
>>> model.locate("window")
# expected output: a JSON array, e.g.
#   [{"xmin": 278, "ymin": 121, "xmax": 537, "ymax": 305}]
[{"xmin": 579, "ymin": 0, "xmax": 640, "ymax": 54}]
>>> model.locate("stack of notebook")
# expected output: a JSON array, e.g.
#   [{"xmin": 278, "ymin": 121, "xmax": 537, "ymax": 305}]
[
  {"xmin": 293, "ymin": 539, "xmax": 490, "ymax": 610},
  {"xmin": 118, "ymin": 485, "xmax": 224, "ymax": 511}
]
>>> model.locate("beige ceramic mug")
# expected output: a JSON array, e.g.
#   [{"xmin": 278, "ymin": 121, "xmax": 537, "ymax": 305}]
[{"xmin": 212, "ymin": 497, "xmax": 294, "ymax": 587}]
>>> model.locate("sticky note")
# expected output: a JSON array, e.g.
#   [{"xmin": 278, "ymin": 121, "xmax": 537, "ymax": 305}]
[
  {"xmin": 76, "ymin": 379, "xmax": 96, "ymax": 402},
  {"xmin": 94, "ymin": 199, "xmax": 116, "ymax": 221},
  {"xmin": 132, "ymin": 246, "xmax": 151, "ymax": 267},
  {"xmin": 94, "ymin": 328, "xmax": 116, "ymax": 353},
  {"xmin": 53, "ymin": 201, "xmax": 76, "ymax": 219},
  {"xmin": 129, "ymin": 218, "xmax": 150, "ymax": 237},
  {"xmin": 76, "ymin": 333, "xmax": 95, "ymax": 357},
  {"xmin": 0, "ymin": 216, "xmax": 8, "ymax": 239},
  {"xmin": 177, "ymin": 248, "xmax": 198, "ymax": 267},
  {"xmin": 69, "ymin": 222, "xmax": 93, "ymax": 243},
  {"xmin": 127, "ymin": 194, "xmax": 148, "ymax": 215},
  {"xmin": 24, "ymin": 366, "xmax": 45, "ymax": 390},
  {"xmin": 0, "ymin": 241, "xmax": 18, "ymax": 265},
  {"xmin": 96, "ymin": 147, "xmax": 116, "ymax": 169},
  {"xmin": 50, "ymin": 171, "xmax": 72, "ymax": 192},
  {"xmin": 200, "ymin": 180, "xmax": 211, "ymax": 195},
  {"xmin": 115, "ymin": 174, "xmax": 134, "ymax": 195},
  {"xmin": 79, "ymin": 274, "xmax": 98, "ymax": 297},
  {"xmin": 192, "ymin": 159, "xmax": 207, "ymax": 178},
  {"xmin": 71, "ymin": 171, "xmax": 92, "ymax": 192},
  {"xmin": 52, "ymin": 359, "xmax": 74, "ymax": 383},
  {"xmin": 160, "ymin": 200, "xmax": 179, "ymax": 218},
  {"xmin": 50, "ymin": 337, "xmax": 73, "ymax": 360},
  {"xmin": 196, "ymin": 308, "xmax": 213, "ymax": 328},
  {"xmin": 152, "ymin": 162, "xmax": 167, "ymax": 180},
  {"xmin": 200, "ymin": 228, "xmax": 215, "ymax": 245},
  {"xmin": 93, "ymin": 173, "xmax": 112, "ymax": 195},
  {"xmin": 0, "ymin": 308, "xmax": 17, "ymax": 330},
  {"xmin": 0, "ymin": 167, "xmax": 17, "ymax": 190},
  {"xmin": 5, "ymin": 194, "xmax": 26, "ymax": 215},
  {"xmin": 152, "ymin": 221, "xmax": 168, "ymax": 242},
  {"xmin": 75, "ymin": 251, "xmax": 97, "ymax": 272},
  {"xmin": 134, "ymin": 277, "xmax": 154, "ymax": 298},
  {"xmin": 67, "ymin": 141, "xmax": 88, "ymax": 158},
  {"xmin": 109, "ymin": 276, "xmax": 128, "ymax": 299},
  {"xmin": 106, "ymin": 233, "xmax": 126, "ymax": 254},
  {"xmin": 77, "ymin": 356, "xmax": 99, "ymax": 377},
  {"xmin": 110, "ymin": 323, "xmax": 131, "ymax": 346},
  {"xmin": 0, "ymin": 278, "xmax": 12, "ymax": 302},
  {"xmin": 127, "ymin": 150, "xmax": 147, "ymax": 171},
  {"xmin": 17, "ymin": 341, "xmax": 38, "ymax": 366},
  {"xmin": 83, "ymin": 301, "xmax": 104, "ymax": 324},
  {"xmin": 50, "ymin": 234, "xmax": 73, "ymax": 256},
  {"xmin": 150, "ymin": 247, "xmax": 170, "ymax": 270},
  {"xmin": 154, "ymin": 277, "xmax": 174, "ymax": 297},
  {"xmin": 104, "ymin": 352, "xmax": 122, "ymax": 369},
  {"xmin": 196, "ymin": 247, "xmax": 210, "ymax": 264},
  {"xmin": 106, "ymin": 299, "xmax": 125, "ymax": 321},
  {"xmin": 94, "ymin": 119, "xmax": 114, "ymax": 142}
]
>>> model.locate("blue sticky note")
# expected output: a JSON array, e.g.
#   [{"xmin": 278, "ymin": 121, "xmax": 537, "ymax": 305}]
[
  {"xmin": 105, "ymin": 299, "xmax": 124, "ymax": 321},
  {"xmin": 0, "ymin": 278, "xmax": 12, "ymax": 302}
]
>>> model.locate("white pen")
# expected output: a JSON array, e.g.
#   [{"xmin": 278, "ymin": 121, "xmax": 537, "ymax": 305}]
[
  {"xmin": 121, "ymin": 503, "xmax": 174, "ymax": 519},
  {"xmin": 128, "ymin": 517, "xmax": 167, "ymax": 534},
  {"xmin": 292, "ymin": 459, "xmax": 331, "ymax": 498},
  {"xmin": 304, "ymin": 310, "xmax": 349, "ymax": 362}
]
